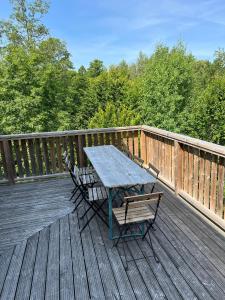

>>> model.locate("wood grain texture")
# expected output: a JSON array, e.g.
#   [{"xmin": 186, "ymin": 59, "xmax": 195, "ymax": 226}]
[
  {"xmin": 174, "ymin": 141, "xmax": 183, "ymax": 195},
  {"xmin": 84, "ymin": 145, "xmax": 156, "ymax": 188},
  {"xmin": 0, "ymin": 178, "xmax": 225, "ymax": 299},
  {"xmin": 217, "ymin": 157, "xmax": 225, "ymax": 218}
]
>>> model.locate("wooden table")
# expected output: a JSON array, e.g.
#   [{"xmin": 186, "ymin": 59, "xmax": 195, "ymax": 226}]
[{"xmin": 84, "ymin": 145, "xmax": 156, "ymax": 239}]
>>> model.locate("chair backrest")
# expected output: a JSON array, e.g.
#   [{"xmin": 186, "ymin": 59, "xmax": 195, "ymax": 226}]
[
  {"xmin": 133, "ymin": 155, "xmax": 144, "ymax": 167},
  {"xmin": 121, "ymin": 142, "xmax": 132, "ymax": 159},
  {"xmin": 73, "ymin": 164, "xmax": 81, "ymax": 185},
  {"xmin": 62, "ymin": 152, "xmax": 81, "ymax": 186},
  {"xmin": 124, "ymin": 192, "xmax": 163, "ymax": 224},
  {"xmin": 147, "ymin": 163, "xmax": 160, "ymax": 177},
  {"xmin": 146, "ymin": 163, "xmax": 160, "ymax": 193},
  {"xmin": 62, "ymin": 151, "xmax": 67, "ymax": 160}
]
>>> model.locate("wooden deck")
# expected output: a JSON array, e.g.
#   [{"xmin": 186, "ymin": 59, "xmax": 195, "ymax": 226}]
[{"xmin": 0, "ymin": 177, "xmax": 225, "ymax": 300}]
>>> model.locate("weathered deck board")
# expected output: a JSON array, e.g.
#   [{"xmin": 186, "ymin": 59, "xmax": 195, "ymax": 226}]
[
  {"xmin": 0, "ymin": 177, "xmax": 225, "ymax": 300},
  {"xmin": 0, "ymin": 178, "xmax": 74, "ymax": 254}
]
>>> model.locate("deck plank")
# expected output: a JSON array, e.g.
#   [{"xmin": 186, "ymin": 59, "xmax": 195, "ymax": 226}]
[
  {"xmin": 156, "ymin": 213, "xmax": 225, "ymax": 298},
  {"xmin": 78, "ymin": 209, "xmax": 106, "ymax": 300},
  {"xmin": 29, "ymin": 227, "xmax": 49, "ymax": 300},
  {"xmin": 85, "ymin": 209, "xmax": 121, "ymax": 299},
  {"xmin": 45, "ymin": 220, "xmax": 60, "ymax": 300},
  {"xmin": 0, "ymin": 241, "xmax": 27, "ymax": 300},
  {"xmin": 0, "ymin": 178, "xmax": 225, "ymax": 300},
  {"xmin": 69, "ymin": 213, "xmax": 90, "ymax": 300},
  {"xmin": 15, "ymin": 234, "xmax": 39, "ymax": 300},
  {"xmin": 0, "ymin": 247, "xmax": 14, "ymax": 294},
  {"xmin": 59, "ymin": 215, "xmax": 75, "ymax": 300}
]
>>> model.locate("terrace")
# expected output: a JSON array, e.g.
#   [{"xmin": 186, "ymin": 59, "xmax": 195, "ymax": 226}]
[{"xmin": 0, "ymin": 125, "xmax": 225, "ymax": 300}]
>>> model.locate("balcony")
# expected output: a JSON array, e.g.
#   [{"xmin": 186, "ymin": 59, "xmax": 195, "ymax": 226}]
[{"xmin": 0, "ymin": 125, "xmax": 225, "ymax": 299}]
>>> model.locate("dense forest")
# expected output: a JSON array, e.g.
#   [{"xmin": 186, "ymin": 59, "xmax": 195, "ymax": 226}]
[{"xmin": 0, "ymin": 0, "xmax": 224, "ymax": 145}]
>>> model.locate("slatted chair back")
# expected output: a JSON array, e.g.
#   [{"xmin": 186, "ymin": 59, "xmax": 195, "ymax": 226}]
[
  {"xmin": 121, "ymin": 142, "xmax": 132, "ymax": 159},
  {"xmin": 123, "ymin": 192, "xmax": 163, "ymax": 224},
  {"xmin": 133, "ymin": 155, "xmax": 144, "ymax": 167},
  {"xmin": 146, "ymin": 163, "xmax": 160, "ymax": 193},
  {"xmin": 62, "ymin": 151, "xmax": 67, "ymax": 160},
  {"xmin": 73, "ymin": 164, "xmax": 82, "ymax": 185}
]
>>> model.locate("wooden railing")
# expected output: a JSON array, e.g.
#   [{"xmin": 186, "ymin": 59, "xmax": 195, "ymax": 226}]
[
  {"xmin": 0, "ymin": 126, "xmax": 141, "ymax": 183},
  {"xmin": 0, "ymin": 125, "xmax": 225, "ymax": 229},
  {"xmin": 141, "ymin": 126, "xmax": 225, "ymax": 229}
]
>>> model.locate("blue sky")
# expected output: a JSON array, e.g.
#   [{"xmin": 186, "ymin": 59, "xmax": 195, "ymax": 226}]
[{"xmin": 1, "ymin": 0, "xmax": 225, "ymax": 68}]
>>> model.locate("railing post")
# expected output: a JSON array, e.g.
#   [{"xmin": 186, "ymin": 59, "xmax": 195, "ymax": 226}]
[
  {"xmin": 140, "ymin": 130, "xmax": 147, "ymax": 164},
  {"xmin": 3, "ymin": 140, "xmax": 15, "ymax": 184},
  {"xmin": 78, "ymin": 134, "xmax": 86, "ymax": 167},
  {"xmin": 174, "ymin": 141, "xmax": 183, "ymax": 195}
]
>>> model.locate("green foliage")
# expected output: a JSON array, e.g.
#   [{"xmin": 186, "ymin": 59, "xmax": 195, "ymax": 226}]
[
  {"xmin": 0, "ymin": 0, "xmax": 49, "ymax": 47},
  {"xmin": 188, "ymin": 76, "xmax": 225, "ymax": 144},
  {"xmin": 87, "ymin": 59, "xmax": 105, "ymax": 77},
  {"xmin": 0, "ymin": 0, "xmax": 225, "ymax": 146},
  {"xmin": 88, "ymin": 102, "xmax": 140, "ymax": 128},
  {"xmin": 140, "ymin": 43, "xmax": 195, "ymax": 131}
]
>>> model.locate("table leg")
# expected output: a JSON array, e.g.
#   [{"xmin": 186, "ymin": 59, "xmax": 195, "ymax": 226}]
[{"xmin": 108, "ymin": 188, "xmax": 113, "ymax": 240}]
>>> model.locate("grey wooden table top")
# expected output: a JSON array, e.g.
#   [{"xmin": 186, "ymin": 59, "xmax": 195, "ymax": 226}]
[{"xmin": 84, "ymin": 145, "xmax": 156, "ymax": 188}]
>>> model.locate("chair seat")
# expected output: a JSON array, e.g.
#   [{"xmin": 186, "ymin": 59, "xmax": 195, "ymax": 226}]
[
  {"xmin": 79, "ymin": 166, "xmax": 95, "ymax": 175},
  {"xmin": 81, "ymin": 173, "xmax": 97, "ymax": 185},
  {"xmin": 113, "ymin": 205, "xmax": 154, "ymax": 225},
  {"xmin": 73, "ymin": 166, "xmax": 98, "ymax": 185},
  {"xmin": 88, "ymin": 186, "xmax": 108, "ymax": 201}
]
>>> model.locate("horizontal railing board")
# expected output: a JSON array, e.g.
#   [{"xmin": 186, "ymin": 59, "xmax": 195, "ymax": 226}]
[
  {"xmin": 0, "ymin": 126, "xmax": 141, "ymax": 141},
  {"xmin": 141, "ymin": 125, "xmax": 225, "ymax": 157}
]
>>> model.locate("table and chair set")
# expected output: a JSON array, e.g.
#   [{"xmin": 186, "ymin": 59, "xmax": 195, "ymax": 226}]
[{"xmin": 63, "ymin": 143, "xmax": 163, "ymax": 270}]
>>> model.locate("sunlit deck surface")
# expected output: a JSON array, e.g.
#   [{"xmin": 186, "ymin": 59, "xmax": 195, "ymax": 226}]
[{"xmin": 1, "ymin": 177, "xmax": 225, "ymax": 300}]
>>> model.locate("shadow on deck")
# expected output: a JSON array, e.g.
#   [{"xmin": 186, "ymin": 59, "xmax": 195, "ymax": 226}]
[{"xmin": 0, "ymin": 177, "xmax": 225, "ymax": 300}]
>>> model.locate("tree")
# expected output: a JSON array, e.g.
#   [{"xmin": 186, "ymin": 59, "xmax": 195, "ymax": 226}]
[
  {"xmin": 188, "ymin": 76, "xmax": 225, "ymax": 144},
  {"xmin": 140, "ymin": 43, "xmax": 195, "ymax": 131},
  {"xmin": 87, "ymin": 59, "xmax": 105, "ymax": 77},
  {"xmin": 0, "ymin": 0, "xmax": 49, "ymax": 48},
  {"xmin": 88, "ymin": 102, "xmax": 140, "ymax": 128},
  {"xmin": 0, "ymin": 0, "xmax": 74, "ymax": 133}
]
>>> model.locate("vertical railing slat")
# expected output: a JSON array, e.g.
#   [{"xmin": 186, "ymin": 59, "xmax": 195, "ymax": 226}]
[
  {"xmin": 28, "ymin": 139, "xmax": 37, "ymax": 176},
  {"xmin": 210, "ymin": 155, "xmax": 218, "ymax": 212},
  {"xmin": 21, "ymin": 139, "xmax": 30, "ymax": 177},
  {"xmin": 217, "ymin": 157, "xmax": 225, "ymax": 218},
  {"xmin": 14, "ymin": 140, "xmax": 24, "ymax": 177}
]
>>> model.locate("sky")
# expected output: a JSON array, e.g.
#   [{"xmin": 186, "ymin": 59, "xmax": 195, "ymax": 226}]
[{"xmin": 1, "ymin": 0, "xmax": 225, "ymax": 68}]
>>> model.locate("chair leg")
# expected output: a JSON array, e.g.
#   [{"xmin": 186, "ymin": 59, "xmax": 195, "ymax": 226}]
[
  {"xmin": 70, "ymin": 186, "xmax": 79, "ymax": 201},
  {"xmin": 113, "ymin": 225, "xmax": 124, "ymax": 247},
  {"xmin": 142, "ymin": 221, "xmax": 153, "ymax": 240},
  {"xmin": 79, "ymin": 200, "xmax": 108, "ymax": 233},
  {"xmin": 72, "ymin": 196, "xmax": 84, "ymax": 213},
  {"xmin": 122, "ymin": 238, "xmax": 128, "ymax": 271},
  {"xmin": 144, "ymin": 229, "xmax": 159, "ymax": 263},
  {"xmin": 93, "ymin": 202, "xmax": 108, "ymax": 217},
  {"xmin": 79, "ymin": 203, "xmax": 93, "ymax": 219},
  {"xmin": 80, "ymin": 200, "xmax": 107, "ymax": 220},
  {"xmin": 72, "ymin": 190, "xmax": 82, "ymax": 204}
]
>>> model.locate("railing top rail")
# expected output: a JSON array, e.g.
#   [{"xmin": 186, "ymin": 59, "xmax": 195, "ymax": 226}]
[
  {"xmin": 0, "ymin": 126, "xmax": 142, "ymax": 141},
  {"xmin": 0, "ymin": 124, "xmax": 224, "ymax": 157},
  {"xmin": 141, "ymin": 125, "xmax": 225, "ymax": 157}
]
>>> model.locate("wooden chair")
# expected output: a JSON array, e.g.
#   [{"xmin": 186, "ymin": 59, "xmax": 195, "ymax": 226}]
[
  {"xmin": 146, "ymin": 163, "xmax": 160, "ymax": 193},
  {"xmin": 63, "ymin": 153, "xmax": 99, "ymax": 202},
  {"xmin": 77, "ymin": 185, "xmax": 109, "ymax": 233},
  {"xmin": 133, "ymin": 154, "xmax": 144, "ymax": 167},
  {"xmin": 63, "ymin": 151, "xmax": 95, "ymax": 176},
  {"xmin": 113, "ymin": 192, "xmax": 163, "ymax": 269}
]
